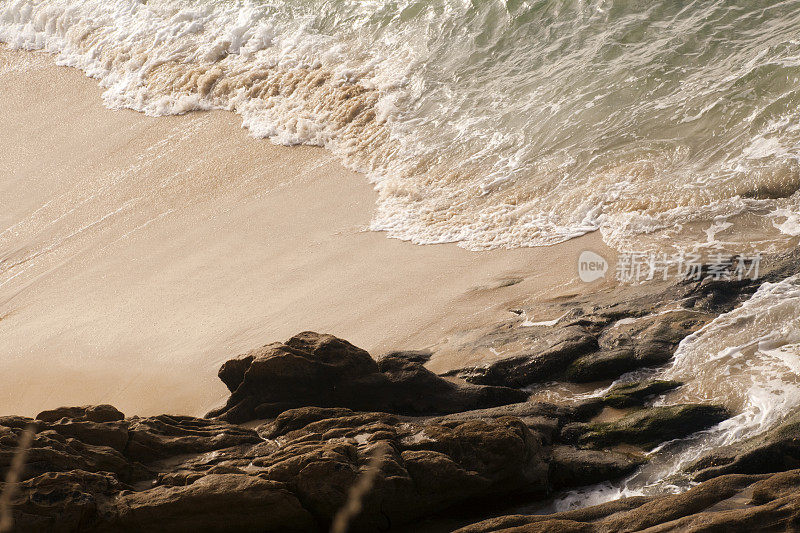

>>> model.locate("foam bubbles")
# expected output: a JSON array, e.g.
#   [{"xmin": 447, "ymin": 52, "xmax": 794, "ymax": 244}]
[{"xmin": 1, "ymin": 0, "xmax": 799, "ymax": 251}]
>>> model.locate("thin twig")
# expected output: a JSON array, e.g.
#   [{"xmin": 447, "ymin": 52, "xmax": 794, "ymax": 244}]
[
  {"xmin": 330, "ymin": 441, "xmax": 390, "ymax": 533},
  {"xmin": 0, "ymin": 424, "xmax": 36, "ymax": 533}
]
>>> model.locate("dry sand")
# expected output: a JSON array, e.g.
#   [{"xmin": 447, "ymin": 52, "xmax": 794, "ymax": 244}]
[{"xmin": 0, "ymin": 46, "xmax": 615, "ymax": 417}]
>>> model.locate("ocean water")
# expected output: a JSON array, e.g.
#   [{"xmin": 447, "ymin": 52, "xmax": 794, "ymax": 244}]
[
  {"xmin": 537, "ymin": 274, "xmax": 800, "ymax": 511},
  {"xmin": 2, "ymin": 0, "xmax": 800, "ymax": 250}
]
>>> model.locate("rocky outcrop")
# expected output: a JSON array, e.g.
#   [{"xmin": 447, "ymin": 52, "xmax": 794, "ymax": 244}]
[
  {"xmin": 548, "ymin": 446, "xmax": 645, "ymax": 489},
  {"xmin": 451, "ymin": 310, "xmax": 711, "ymax": 388},
  {"xmin": 565, "ymin": 310, "xmax": 710, "ymax": 382},
  {"xmin": 453, "ymin": 471, "xmax": 800, "ymax": 532},
  {"xmin": 444, "ymin": 249, "xmax": 800, "ymax": 394},
  {"xmin": 600, "ymin": 380, "xmax": 682, "ymax": 409},
  {"xmin": 1, "ymin": 405, "xmax": 549, "ymax": 532},
  {"xmin": 455, "ymin": 326, "xmax": 599, "ymax": 387},
  {"xmin": 207, "ymin": 332, "xmax": 528, "ymax": 423},
  {"xmin": 560, "ymin": 404, "xmax": 730, "ymax": 449},
  {"xmin": 10, "ymin": 300, "xmax": 800, "ymax": 533},
  {"xmin": 1, "ymin": 329, "xmax": 721, "ymax": 532},
  {"xmin": 688, "ymin": 409, "xmax": 800, "ymax": 482}
]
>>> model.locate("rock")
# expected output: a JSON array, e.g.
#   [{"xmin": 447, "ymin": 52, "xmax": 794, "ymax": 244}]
[
  {"xmin": 0, "ymin": 421, "xmax": 140, "ymax": 483},
  {"xmin": 124, "ymin": 415, "xmax": 262, "ymax": 462},
  {"xmin": 380, "ymin": 349, "xmax": 433, "ymax": 364},
  {"xmin": 452, "ymin": 311, "xmax": 709, "ymax": 388},
  {"xmin": 208, "ymin": 332, "xmax": 528, "ymax": 423},
  {"xmin": 548, "ymin": 446, "xmax": 645, "ymax": 489},
  {"xmin": 601, "ymin": 380, "xmax": 682, "ymax": 409},
  {"xmin": 36, "ymin": 405, "xmax": 125, "ymax": 423},
  {"xmin": 565, "ymin": 310, "xmax": 710, "ymax": 382},
  {"xmin": 454, "ymin": 473, "xmax": 772, "ymax": 532},
  {"xmin": 254, "ymin": 412, "xmax": 549, "ymax": 530},
  {"xmin": 750, "ymin": 469, "xmax": 800, "ymax": 505},
  {"xmin": 689, "ymin": 409, "xmax": 800, "ymax": 481},
  {"xmin": 453, "ymin": 496, "xmax": 652, "ymax": 532},
  {"xmin": 561, "ymin": 404, "xmax": 730, "ymax": 449},
  {"xmin": 597, "ymin": 473, "xmax": 769, "ymax": 532},
  {"xmin": 9, "ymin": 470, "xmax": 125, "ymax": 532},
  {"xmin": 428, "ymin": 400, "xmax": 603, "ymax": 446},
  {"xmin": 456, "ymin": 326, "xmax": 599, "ymax": 387},
  {"xmin": 258, "ymin": 406, "xmax": 358, "ymax": 439},
  {"xmin": 1, "ymin": 403, "xmax": 551, "ymax": 533},
  {"xmin": 563, "ymin": 348, "xmax": 638, "ymax": 384},
  {"xmin": 111, "ymin": 474, "xmax": 317, "ymax": 532}
]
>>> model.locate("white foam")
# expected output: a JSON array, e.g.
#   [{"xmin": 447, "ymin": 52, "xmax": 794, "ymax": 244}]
[
  {"xmin": 3, "ymin": 0, "xmax": 800, "ymax": 251},
  {"xmin": 545, "ymin": 275, "xmax": 800, "ymax": 511}
]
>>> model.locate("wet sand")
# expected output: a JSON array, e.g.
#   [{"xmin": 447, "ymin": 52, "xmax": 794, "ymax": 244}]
[{"xmin": 0, "ymin": 46, "xmax": 615, "ymax": 417}]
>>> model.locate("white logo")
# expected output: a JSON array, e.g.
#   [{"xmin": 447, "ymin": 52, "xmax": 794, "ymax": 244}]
[{"xmin": 578, "ymin": 250, "xmax": 608, "ymax": 282}]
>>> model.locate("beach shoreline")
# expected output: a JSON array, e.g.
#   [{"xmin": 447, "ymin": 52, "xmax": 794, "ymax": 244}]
[{"xmin": 0, "ymin": 46, "xmax": 614, "ymax": 417}]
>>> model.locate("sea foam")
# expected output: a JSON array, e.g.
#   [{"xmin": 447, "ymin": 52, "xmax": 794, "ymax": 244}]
[{"xmin": 2, "ymin": 0, "xmax": 800, "ymax": 251}]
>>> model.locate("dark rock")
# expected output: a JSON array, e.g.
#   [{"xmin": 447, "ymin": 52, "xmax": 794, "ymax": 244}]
[
  {"xmin": 453, "ymin": 496, "xmax": 652, "ymax": 532},
  {"xmin": 208, "ymin": 332, "xmax": 528, "ymax": 423},
  {"xmin": 257, "ymin": 406, "xmax": 358, "ymax": 439},
  {"xmin": 111, "ymin": 474, "xmax": 317, "ymax": 532},
  {"xmin": 561, "ymin": 404, "xmax": 730, "ymax": 449},
  {"xmin": 563, "ymin": 348, "xmax": 637, "ymax": 383},
  {"xmin": 2, "ymin": 402, "xmax": 552, "ymax": 533},
  {"xmin": 548, "ymin": 445, "xmax": 645, "ymax": 489},
  {"xmin": 750, "ymin": 469, "xmax": 800, "ymax": 505},
  {"xmin": 690, "ymin": 409, "xmax": 800, "ymax": 481},
  {"xmin": 451, "ymin": 310, "xmax": 709, "ymax": 389},
  {"xmin": 253, "ymin": 413, "xmax": 549, "ymax": 531},
  {"xmin": 0, "ymin": 422, "xmax": 139, "ymax": 483},
  {"xmin": 565, "ymin": 310, "xmax": 710, "ymax": 382},
  {"xmin": 429, "ymin": 400, "xmax": 597, "ymax": 445},
  {"xmin": 124, "ymin": 415, "xmax": 262, "ymax": 462},
  {"xmin": 601, "ymin": 380, "xmax": 682, "ymax": 408},
  {"xmin": 36, "ymin": 405, "xmax": 125, "ymax": 423},
  {"xmin": 455, "ymin": 473, "xmax": 770, "ymax": 532},
  {"xmin": 597, "ymin": 473, "xmax": 770, "ymax": 532},
  {"xmin": 456, "ymin": 326, "xmax": 599, "ymax": 387},
  {"xmin": 9, "ymin": 470, "xmax": 125, "ymax": 532},
  {"xmin": 380, "ymin": 349, "xmax": 433, "ymax": 364}
]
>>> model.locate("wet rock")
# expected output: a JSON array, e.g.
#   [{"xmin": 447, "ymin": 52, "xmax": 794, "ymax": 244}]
[
  {"xmin": 455, "ymin": 473, "xmax": 770, "ymax": 532},
  {"xmin": 380, "ymin": 349, "xmax": 433, "ymax": 365},
  {"xmin": 450, "ymin": 310, "xmax": 710, "ymax": 389},
  {"xmin": 601, "ymin": 380, "xmax": 682, "ymax": 408},
  {"xmin": 455, "ymin": 326, "xmax": 599, "ymax": 388},
  {"xmin": 561, "ymin": 404, "xmax": 729, "ymax": 449},
  {"xmin": 208, "ymin": 332, "xmax": 528, "ymax": 423},
  {"xmin": 429, "ymin": 400, "xmax": 605, "ymax": 445},
  {"xmin": 690, "ymin": 409, "xmax": 800, "ymax": 482},
  {"xmin": 453, "ymin": 496, "xmax": 652, "ymax": 532},
  {"xmin": 548, "ymin": 446, "xmax": 645, "ymax": 489},
  {"xmin": 597, "ymin": 473, "xmax": 771, "ymax": 532},
  {"xmin": 565, "ymin": 310, "xmax": 709, "ymax": 382}
]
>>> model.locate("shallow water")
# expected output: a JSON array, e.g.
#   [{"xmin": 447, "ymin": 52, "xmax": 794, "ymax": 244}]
[
  {"xmin": 530, "ymin": 274, "xmax": 800, "ymax": 511},
  {"xmin": 2, "ymin": 0, "xmax": 800, "ymax": 250}
]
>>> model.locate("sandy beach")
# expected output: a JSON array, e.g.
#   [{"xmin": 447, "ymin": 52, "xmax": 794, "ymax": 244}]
[{"xmin": 0, "ymin": 46, "xmax": 614, "ymax": 417}]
